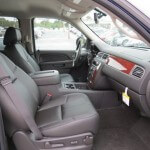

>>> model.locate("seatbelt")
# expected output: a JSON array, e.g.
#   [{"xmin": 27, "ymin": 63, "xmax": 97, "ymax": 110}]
[
  {"xmin": 23, "ymin": 35, "xmax": 33, "ymax": 56},
  {"xmin": 23, "ymin": 35, "xmax": 40, "ymax": 64},
  {"xmin": 0, "ymin": 65, "xmax": 43, "ymax": 140}
]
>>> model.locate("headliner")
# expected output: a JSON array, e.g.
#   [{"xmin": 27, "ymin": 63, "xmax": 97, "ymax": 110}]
[{"xmin": 0, "ymin": 0, "xmax": 96, "ymax": 19}]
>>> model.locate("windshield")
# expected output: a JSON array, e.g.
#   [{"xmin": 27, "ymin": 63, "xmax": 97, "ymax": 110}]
[
  {"xmin": 127, "ymin": 0, "xmax": 150, "ymax": 18},
  {"xmin": 82, "ymin": 9, "xmax": 149, "ymax": 49}
]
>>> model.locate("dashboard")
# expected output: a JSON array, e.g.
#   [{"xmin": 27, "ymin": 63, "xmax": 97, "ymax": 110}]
[
  {"xmin": 87, "ymin": 41, "xmax": 150, "ymax": 117},
  {"xmin": 107, "ymin": 55, "xmax": 138, "ymax": 75},
  {"xmin": 106, "ymin": 54, "xmax": 144, "ymax": 78}
]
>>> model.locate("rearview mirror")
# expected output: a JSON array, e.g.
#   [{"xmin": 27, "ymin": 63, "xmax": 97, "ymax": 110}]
[
  {"xmin": 94, "ymin": 13, "xmax": 99, "ymax": 24},
  {"xmin": 94, "ymin": 11, "xmax": 107, "ymax": 24}
]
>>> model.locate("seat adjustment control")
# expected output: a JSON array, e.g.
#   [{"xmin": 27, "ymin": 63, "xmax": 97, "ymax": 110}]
[
  {"xmin": 83, "ymin": 135, "xmax": 93, "ymax": 145},
  {"xmin": 45, "ymin": 142, "xmax": 64, "ymax": 149},
  {"xmin": 51, "ymin": 143, "xmax": 64, "ymax": 148},
  {"xmin": 45, "ymin": 142, "xmax": 51, "ymax": 149},
  {"xmin": 71, "ymin": 140, "xmax": 78, "ymax": 145}
]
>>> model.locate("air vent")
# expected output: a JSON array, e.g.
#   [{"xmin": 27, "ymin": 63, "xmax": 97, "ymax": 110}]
[
  {"xmin": 102, "ymin": 54, "xmax": 109, "ymax": 59},
  {"xmin": 132, "ymin": 66, "xmax": 144, "ymax": 78}
]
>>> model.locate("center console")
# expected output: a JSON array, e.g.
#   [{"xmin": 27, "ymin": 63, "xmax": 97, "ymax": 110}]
[
  {"xmin": 62, "ymin": 52, "xmax": 111, "ymax": 91},
  {"xmin": 87, "ymin": 59, "xmax": 102, "ymax": 86},
  {"xmin": 87, "ymin": 52, "xmax": 111, "ymax": 90},
  {"xmin": 63, "ymin": 82, "xmax": 89, "ymax": 90},
  {"xmin": 30, "ymin": 70, "xmax": 60, "ymax": 86},
  {"xmin": 30, "ymin": 66, "xmax": 117, "ymax": 109}
]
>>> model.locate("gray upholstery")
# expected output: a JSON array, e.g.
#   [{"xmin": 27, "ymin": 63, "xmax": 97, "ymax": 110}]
[
  {"xmin": 36, "ymin": 93, "xmax": 99, "ymax": 137},
  {"xmin": 4, "ymin": 27, "xmax": 74, "ymax": 82},
  {"xmin": 0, "ymin": 53, "xmax": 39, "ymax": 136},
  {"xmin": 4, "ymin": 44, "xmax": 41, "ymax": 73},
  {"xmin": 0, "ymin": 53, "xmax": 99, "ymax": 137}
]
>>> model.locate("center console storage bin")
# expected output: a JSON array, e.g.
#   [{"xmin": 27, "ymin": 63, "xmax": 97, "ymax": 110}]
[
  {"xmin": 30, "ymin": 70, "xmax": 60, "ymax": 86},
  {"xmin": 63, "ymin": 82, "xmax": 89, "ymax": 90}
]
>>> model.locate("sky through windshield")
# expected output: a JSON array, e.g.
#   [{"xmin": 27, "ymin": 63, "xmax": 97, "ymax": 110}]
[{"xmin": 127, "ymin": 0, "xmax": 150, "ymax": 18}]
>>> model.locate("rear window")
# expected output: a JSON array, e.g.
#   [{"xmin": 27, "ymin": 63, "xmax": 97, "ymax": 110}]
[{"xmin": 0, "ymin": 17, "xmax": 19, "ymax": 49}]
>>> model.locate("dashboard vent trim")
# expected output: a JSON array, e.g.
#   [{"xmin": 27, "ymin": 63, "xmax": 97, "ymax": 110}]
[{"xmin": 132, "ymin": 66, "xmax": 145, "ymax": 78}]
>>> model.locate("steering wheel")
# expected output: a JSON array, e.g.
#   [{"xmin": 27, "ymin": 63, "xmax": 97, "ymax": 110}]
[{"xmin": 73, "ymin": 37, "xmax": 82, "ymax": 65}]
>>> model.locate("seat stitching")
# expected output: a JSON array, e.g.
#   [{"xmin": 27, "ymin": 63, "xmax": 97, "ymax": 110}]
[
  {"xmin": 60, "ymin": 105, "xmax": 63, "ymax": 120},
  {"xmin": 61, "ymin": 95, "xmax": 68, "ymax": 120},
  {"xmin": 39, "ymin": 112, "xmax": 99, "ymax": 130},
  {"xmin": 65, "ymin": 94, "xmax": 68, "ymax": 103},
  {"xmin": 12, "ymin": 65, "xmax": 17, "ymax": 73}
]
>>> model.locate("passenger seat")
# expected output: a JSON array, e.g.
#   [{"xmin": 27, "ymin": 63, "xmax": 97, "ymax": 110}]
[
  {"xmin": 3, "ymin": 27, "xmax": 74, "ymax": 82},
  {"xmin": 0, "ymin": 53, "xmax": 99, "ymax": 150}
]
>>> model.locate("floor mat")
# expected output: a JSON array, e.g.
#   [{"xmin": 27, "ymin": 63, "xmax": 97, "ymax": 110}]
[
  {"xmin": 95, "ymin": 128, "xmax": 149, "ymax": 150},
  {"xmin": 95, "ymin": 105, "xmax": 150, "ymax": 150},
  {"xmin": 131, "ymin": 118, "xmax": 150, "ymax": 150},
  {"xmin": 98, "ymin": 105, "xmax": 140, "ymax": 129}
]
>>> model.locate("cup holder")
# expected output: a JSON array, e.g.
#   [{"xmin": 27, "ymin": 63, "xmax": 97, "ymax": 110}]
[{"xmin": 64, "ymin": 83, "xmax": 76, "ymax": 89}]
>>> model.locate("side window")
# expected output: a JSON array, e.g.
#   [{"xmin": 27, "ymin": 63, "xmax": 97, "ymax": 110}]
[
  {"xmin": 34, "ymin": 18, "xmax": 82, "ymax": 51},
  {"xmin": 0, "ymin": 17, "xmax": 19, "ymax": 48}
]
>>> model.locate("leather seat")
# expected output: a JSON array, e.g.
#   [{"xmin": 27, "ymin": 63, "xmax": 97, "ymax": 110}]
[
  {"xmin": 3, "ymin": 27, "xmax": 74, "ymax": 82},
  {"xmin": 36, "ymin": 93, "xmax": 99, "ymax": 137},
  {"xmin": 0, "ymin": 53, "xmax": 99, "ymax": 148}
]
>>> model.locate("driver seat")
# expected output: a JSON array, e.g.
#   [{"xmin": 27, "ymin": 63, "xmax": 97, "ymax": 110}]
[{"xmin": 3, "ymin": 27, "xmax": 74, "ymax": 82}]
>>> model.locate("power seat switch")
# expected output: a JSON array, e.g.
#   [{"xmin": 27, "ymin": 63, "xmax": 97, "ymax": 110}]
[
  {"xmin": 45, "ymin": 142, "xmax": 51, "ymax": 149},
  {"xmin": 83, "ymin": 135, "xmax": 93, "ymax": 145},
  {"xmin": 71, "ymin": 140, "xmax": 78, "ymax": 145}
]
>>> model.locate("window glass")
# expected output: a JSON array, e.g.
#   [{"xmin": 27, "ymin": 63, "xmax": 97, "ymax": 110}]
[
  {"xmin": 0, "ymin": 17, "xmax": 19, "ymax": 48},
  {"xmin": 34, "ymin": 18, "xmax": 82, "ymax": 51},
  {"xmin": 127, "ymin": 0, "xmax": 150, "ymax": 18},
  {"xmin": 82, "ymin": 9, "xmax": 149, "ymax": 49}
]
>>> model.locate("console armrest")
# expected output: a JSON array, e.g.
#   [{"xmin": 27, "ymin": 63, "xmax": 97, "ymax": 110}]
[{"xmin": 30, "ymin": 70, "xmax": 60, "ymax": 86}]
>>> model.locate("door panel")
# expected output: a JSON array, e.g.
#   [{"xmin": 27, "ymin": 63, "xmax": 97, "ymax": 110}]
[
  {"xmin": 33, "ymin": 18, "xmax": 81, "ymax": 74},
  {"xmin": 37, "ymin": 50, "xmax": 75, "ymax": 73}
]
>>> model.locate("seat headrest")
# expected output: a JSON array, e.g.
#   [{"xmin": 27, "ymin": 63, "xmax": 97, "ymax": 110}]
[{"xmin": 3, "ymin": 27, "xmax": 22, "ymax": 45}]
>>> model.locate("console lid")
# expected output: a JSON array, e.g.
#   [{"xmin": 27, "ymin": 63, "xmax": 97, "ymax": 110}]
[{"xmin": 30, "ymin": 70, "xmax": 60, "ymax": 86}]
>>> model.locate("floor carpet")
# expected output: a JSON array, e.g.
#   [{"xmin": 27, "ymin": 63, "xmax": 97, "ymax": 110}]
[{"xmin": 95, "ymin": 105, "xmax": 150, "ymax": 150}]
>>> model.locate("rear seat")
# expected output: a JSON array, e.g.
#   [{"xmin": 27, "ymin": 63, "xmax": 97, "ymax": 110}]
[{"xmin": 0, "ymin": 53, "xmax": 99, "ymax": 149}]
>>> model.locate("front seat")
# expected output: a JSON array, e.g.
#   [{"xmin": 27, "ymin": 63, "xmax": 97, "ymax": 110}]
[
  {"xmin": 3, "ymin": 27, "xmax": 74, "ymax": 82},
  {"xmin": 0, "ymin": 53, "xmax": 99, "ymax": 150}
]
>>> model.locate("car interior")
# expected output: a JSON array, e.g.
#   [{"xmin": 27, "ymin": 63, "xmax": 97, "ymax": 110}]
[{"xmin": 0, "ymin": 0, "xmax": 150, "ymax": 150}]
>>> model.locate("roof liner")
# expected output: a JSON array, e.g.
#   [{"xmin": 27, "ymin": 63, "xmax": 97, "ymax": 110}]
[{"xmin": 0, "ymin": 0, "xmax": 95, "ymax": 19}]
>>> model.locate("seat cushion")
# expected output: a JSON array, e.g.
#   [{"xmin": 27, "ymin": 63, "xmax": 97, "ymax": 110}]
[
  {"xmin": 60, "ymin": 73, "xmax": 74, "ymax": 82},
  {"xmin": 36, "ymin": 93, "xmax": 99, "ymax": 137}
]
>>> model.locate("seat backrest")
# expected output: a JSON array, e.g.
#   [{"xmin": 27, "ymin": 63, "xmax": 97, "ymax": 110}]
[
  {"xmin": 0, "ymin": 53, "xmax": 40, "ymax": 137},
  {"xmin": 0, "ymin": 105, "xmax": 8, "ymax": 150},
  {"xmin": 3, "ymin": 27, "xmax": 40, "ymax": 74}
]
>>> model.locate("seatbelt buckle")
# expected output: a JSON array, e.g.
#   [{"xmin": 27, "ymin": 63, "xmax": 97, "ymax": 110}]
[
  {"xmin": 0, "ymin": 76, "xmax": 17, "ymax": 86},
  {"xmin": 0, "ymin": 76, "xmax": 12, "ymax": 86},
  {"xmin": 43, "ymin": 93, "xmax": 52, "ymax": 104}
]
